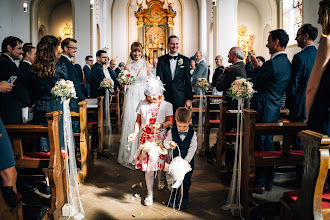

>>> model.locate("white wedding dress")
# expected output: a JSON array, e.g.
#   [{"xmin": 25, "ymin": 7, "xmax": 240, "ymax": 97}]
[{"xmin": 117, "ymin": 59, "xmax": 149, "ymax": 169}]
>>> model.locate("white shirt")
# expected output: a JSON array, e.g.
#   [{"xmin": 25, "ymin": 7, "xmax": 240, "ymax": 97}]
[
  {"xmin": 23, "ymin": 59, "xmax": 32, "ymax": 65},
  {"xmin": 85, "ymin": 64, "xmax": 91, "ymax": 69},
  {"xmin": 163, "ymin": 128, "xmax": 197, "ymax": 163},
  {"xmin": 4, "ymin": 53, "xmax": 15, "ymax": 64},
  {"xmin": 103, "ymin": 67, "xmax": 114, "ymax": 85},
  {"xmin": 152, "ymin": 66, "xmax": 157, "ymax": 77},
  {"xmin": 271, "ymin": 51, "xmax": 287, "ymax": 59},
  {"xmin": 61, "ymin": 54, "xmax": 72, "ymax": 62},
  {"xmin": 302, "ymin": 44, "xmax": 314, "ymax": 51},
  {"xmin": 169, "ymin": 53, "xmax": 178, "ymax": 80}
]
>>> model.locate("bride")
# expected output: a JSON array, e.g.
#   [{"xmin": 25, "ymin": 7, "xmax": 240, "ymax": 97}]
[{"xmin": 118, "ymin": 42, "xmax": 152, "ymax": 169}]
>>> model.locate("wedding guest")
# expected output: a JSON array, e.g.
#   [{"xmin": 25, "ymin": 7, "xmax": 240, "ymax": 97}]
[
  {"xmin": 163, "ymin": 107, "xmax": 197, "ymax": 209},
  {"xmin": 189, "ymin": 59, "xmax": 196, "ymax": 80},
  {"xmin": 211, "ymin": 55, "xmax": 224, "ymax": 95},
  {"xmin": 74, "ymin": 63, "xmax": 88, "ymax": 97},
  {"xmin": 245, "ymin": 55, "xmax": 264, "ymax": 75},
  {"xmin": 128, "ymin": 77, "xmax": 173, "ymax": 206},
  {"xmin": 83, "ymin": 55, "xmax": 94, "ymax": 97},
  {"xmin": 90, "ymin": 50, "xmax": 108, "ymax": 98},
  {"xmin": 216, "ymin": 47, "xmax": 246, "ymax": 110},
  {"xmin": 247, "ymin": 29, "xmax": 291, "ymax": 194},
  {"xmin": 109, "ymin": 59, "xmax": 117, "ymax": 75},
  {"xmin": 256, "ymin": 56, "xmax": 265, "ymax": 66},
  {"xmin": 106, "ymin": 58, "xmax": 120, "ymax": 91},
  {"xmin": 115, "ymin": 62, "xmax": 125, "ymax": 76},
  {"xmin": 191, "ymin": 51, "xmax": 208, "ymax": 95},
  {"xmin": 306, "ymin": 0, "xmax": 330, "ymax": 137},
  {"xmin": 152, "ymin": 58, "xmax": 158, "ymax": 77}
]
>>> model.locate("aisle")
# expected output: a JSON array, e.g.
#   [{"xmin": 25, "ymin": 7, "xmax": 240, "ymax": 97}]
[{"xmin": 76, "ymin": 136, "xmax": 238, "ymax": 219}]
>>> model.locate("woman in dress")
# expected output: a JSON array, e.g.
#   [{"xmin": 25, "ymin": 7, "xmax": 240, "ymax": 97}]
[
  {"xmin": 306, "ymin": 0, "xmax": 330, "ymax": 136},
  {"xmin": 117, "ymin": 42, "xmax": 152, "ymax": 169}
]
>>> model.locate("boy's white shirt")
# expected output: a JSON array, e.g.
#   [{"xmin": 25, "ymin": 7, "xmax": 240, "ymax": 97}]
[{"xmin": 163, "ymin": 128, "xmax": 197, "ymax": 163}]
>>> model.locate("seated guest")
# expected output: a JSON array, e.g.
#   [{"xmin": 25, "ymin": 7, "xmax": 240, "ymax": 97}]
[
  {"xmin": 247, "ymin": 29, "xmax": 291, "ymax": 194},
  {"xmin": 211, "ymin": 55, "xmax": 224, "ymax": 95},
  {"xmin": 191, "ymin": 51, "xmax": 208, "ymax": 95},
  {"xmin": 0, "ymin": 80, "xmax": 18, "ymax": 207},
  {"xmin": 216, "ymin": 47, "xmax": 246, "ymax": 109},
  {"xmin": 83, "ymin": 55, "xmax": 94, "ymax": 97},
  {"xmin": 115, "ymin": 62, "xmax": 125, "ymax": 76}
]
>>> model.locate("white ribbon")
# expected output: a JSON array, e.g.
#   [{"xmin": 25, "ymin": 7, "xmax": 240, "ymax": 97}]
[
  {"xmin": 62, "ymin": 99, "xmax": 84, "ymax": 219},
  {"xmin": 197, "ymin": 88, "xmax": 204, "ymax": 151},
  {"xmin": 222, "ymin": 98, "xmax": 244, "ymax": 218},
  {"xmin": 105, "ymin": 89, "xmax": 113, "ymax": 150}
]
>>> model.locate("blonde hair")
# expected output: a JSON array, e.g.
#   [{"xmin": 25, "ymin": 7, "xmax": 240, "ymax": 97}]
[
  {"xmin": 175, "ymin": 107, "xmax": 192, "ymax": 123},
  {"xmin": 144, "ymin": 95, "xmax": 165, "ymax": 102},
  {"xmin": 130, "ymin": 42, "xmax": 144, "ymax": 59},
  {"xmin": 320, "ymin": 0, "xmax": 330, "ymax": 36}
]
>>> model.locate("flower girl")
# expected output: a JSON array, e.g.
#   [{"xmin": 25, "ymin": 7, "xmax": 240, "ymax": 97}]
[{"xmin": 128, "ymin": 77, "xmax": 173, "ymax": 206}]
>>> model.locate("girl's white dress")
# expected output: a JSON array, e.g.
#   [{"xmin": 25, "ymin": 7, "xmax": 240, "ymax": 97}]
[{"xmin": 117, "ymin": 59, "xmax": 149, "ymax": 169}]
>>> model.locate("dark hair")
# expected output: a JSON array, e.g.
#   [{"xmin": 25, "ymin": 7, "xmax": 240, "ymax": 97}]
[
  {"xmin": 22, "ymin": 44, "xmax": 35, "ymax": 58},
  {"xmin": 61, "ymin": 38, "xmax": 77, "ymax": 50},
  {"xmin": 1, "ymin": 36, "xmax": 23, "ymax": 53},
  {"xmin": 256, "ymin": 56, "xmax": 265, "ymax": 63},
  {"xmin": 33, "ymin": 35, "xmax": 60, "ymax": 78},
  {"xmin": 85, "ymin": 55, "xmax": 93, "ymax": 61},
  {"xmin": 175, "ymin": 107, "xmax": 192, "ymax": 123},
  {"xmin": 167, "ymin": 35, "xmax": 179, "ymax": 44},
  {"xmin": 269, "ymin": 29, "xmax": 289, "ymax": 48},
  {"xmin": 118, "ymin": 62, "xmax": 125, "ymax": 67},
  {"xmin": 300, "ymin": 24, "xmax": 318, "ymax": 41},
  {"xmin": 96, "ymin": 50, "xmax": 107, "ymax": 57}
]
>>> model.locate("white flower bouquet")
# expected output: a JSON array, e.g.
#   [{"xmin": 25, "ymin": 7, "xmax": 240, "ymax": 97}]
[
  {"xmin": 195, "ymin": 78, "xmax": 210, "ymax": 93},
  {"xmin": 99, "ymin": 78, "xmax": 114, "ymax": 89},
  {"xmin": 227, "ymin": 77, "xmax": 256, "ymax": 100},
  {"xmin": 117, "ymin": 70, "xmax": 135, "ymax": 85},
  {"xmin": 51, "ymin": 79, "xmax": 77, "ymax": 103}
]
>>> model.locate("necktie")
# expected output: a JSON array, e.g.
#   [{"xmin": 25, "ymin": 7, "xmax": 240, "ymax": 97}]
[
  {"xmin": 178, "ymin": 131, "xmax": 188, "ymax": 136},
  {"xmin": 169, "ymin": 56, "xmax": 178, "ymax": 60}
]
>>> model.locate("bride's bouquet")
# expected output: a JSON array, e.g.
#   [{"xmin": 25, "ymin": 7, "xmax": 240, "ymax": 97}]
[
  {"xmin": 195, "ymin": 78, "xmax": 210, "ymax": 93},
  {"xmin": 99, "ymin": 78, "xmax": 114, "ymax": 89},
  {"xmin": 51, "ymin": 79, "xmax": 77, "ymax": 103},
  {"xmin": 117, "ymin": 70, "xmax": 135, "ymax": 86},
  {"xmin": 227, "ymin": 77, "xmax": 255, "ymax": 100}
]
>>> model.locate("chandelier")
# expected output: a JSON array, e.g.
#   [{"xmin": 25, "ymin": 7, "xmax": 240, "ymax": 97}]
[{"xmin": 59, "ymin": 24, "xmax": 73, "ymax": 39}]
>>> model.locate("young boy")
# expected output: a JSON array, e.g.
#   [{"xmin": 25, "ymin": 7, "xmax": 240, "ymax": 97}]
[{"xmin": 164, "ymin": 107, "xmax": 197, "ymax": 209}]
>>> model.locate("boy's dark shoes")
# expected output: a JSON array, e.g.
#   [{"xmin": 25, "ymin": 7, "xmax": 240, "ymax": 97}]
[
  {"xmin": 179, "ymin": 198, "xmax": 189, "ymax": 209},
  {"xmin": 0, "ymin": 186, "xmax": 18, "ymax": 207}
]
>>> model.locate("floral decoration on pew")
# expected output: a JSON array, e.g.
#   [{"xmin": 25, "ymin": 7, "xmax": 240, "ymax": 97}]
[
  {"xmin": 227, "ymin": 77, "xmax": 256, "ymax": 100},
  {"xmin": 117, "ymin": 70, "xmax": 135, "ymax": 86},
  {"xmin": 51, "ymin": 79, "xmax": 77, "ymax": 103},
  {"xmin": 195, "ymin": 78, "xmax": 210, "ymax": 93},
  {"xmin": 99, "ymin": 78, "xmax": 114, "ymax": 89}
]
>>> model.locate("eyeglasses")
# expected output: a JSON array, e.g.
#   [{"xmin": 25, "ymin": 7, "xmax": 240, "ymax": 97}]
[
  {"xmin": 67, "ymin": 46, "xmax": 78, "ymax": 50},
  {"xmin": 88, "ymin": 60, "xmax": 94, "ymax": 62}
]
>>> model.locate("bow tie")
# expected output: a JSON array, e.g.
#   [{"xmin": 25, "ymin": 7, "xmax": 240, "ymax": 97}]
[
  {"xmin": 178, "ymin": 131, "xmax": 188, "ymax": 136},
  {"xmin": 169, "ymin": 56, "xmax": 178, "ymax": 60}
]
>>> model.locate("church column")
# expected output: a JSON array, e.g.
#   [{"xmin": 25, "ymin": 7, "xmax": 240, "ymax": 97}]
[
  {"xmin": 213, "ymin": 0, "xmax": 237, "ymax": 66},
  {"xmin": 199, "ymin": 0, "xmax": 207, "ymax": 60}
]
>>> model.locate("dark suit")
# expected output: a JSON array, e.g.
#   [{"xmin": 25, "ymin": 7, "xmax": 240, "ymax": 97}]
[
  {"xmin": 56, "ymin": 55, "xmax": 85, "ymax": 112},
  {"xmin": 115, "ymin": 67, "xmax": 121, "ymax": 76},
  {"xmin": 90, "ymin": 62, "xmax": 105, "ymax": 98},
  {"xmin": 156, "ymin": 53, "xmax": 193, "ymax": 112},
  {"xmin": 74, "ymin": 63, "xmax": 87, "ymax": 97},
  {"xmin": 108, "ymin": 67, "xmax": 120, "ymax": 90},
  {"xmin": 245, "ymin": 61, "xmax": 261, "ymax": 77},
  {"xmin": 216, "ymin": 61, "xmax": 247, "ymax": 110},
  {"xmin": 191, "ymin": 59, "xmax": 208, "ymax": 95},
  {"xmin": 247, "ymin": 53, "xmax": 292, "ymax": 188},
  {"xmin": 212, "ymin": 66, "xmax": 224, "ymax": 87},
  {"xmin": 83, "ymin": 64, "xmax": 91, "ymax": 97},
  {"xmin": 0, "ymin": 54, "xmax": 30, "ymax": 124}
]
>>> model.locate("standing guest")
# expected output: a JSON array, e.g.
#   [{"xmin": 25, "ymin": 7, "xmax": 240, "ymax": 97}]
[
  {"xmin": 216, "ymin": 47, "xmax": 246, "ymax": 110},
  {"xmin": 212, "ymin": 55, "xmax": 224, "ymax": 95},
  {"xmin": 189, "ymin": 59, "xmax": 196, "ymax": 81},
  {"xmin": 306, "ymin": 0, "xmax": 330, "ymax": 137},
  {"xmin": 115, "ymin": 62, "xmax": 125, "ymax": 76},
  {"xmin": 56, "ymin": 38, "xmax": 85, "ymax": 113},
  {"xmin": 74, "ymin": 63, "xmax": 88, "ymax": 97},
  {"xmin": 83, "ymin": 55, "xmax": 93, "ymax": 97},
  {"xmin": 245, "ymin": 55, "xmax": 265, "ymax": 75},
  {"xmin": 247, "ymin": 29, "xmax": 291, "ymax": 194},
  {"xmin": 0, "ymin": 36, "xmax": 25, "ymax": 124},
  {"xmin": 157, "ymin": 35, "xmax": 193, "ymax": 114},
  {"xmin": 0, "ymin": 80, "xmax": 18, "ymax": 207},
  {"xmin": 90, "ymin": 50, "xmax": 109, "ymax": 98},
  {"xmin": 191, "ymin": 51, "xmax": 208, "ymax": 95},
  {"xmin": 105, "ymin": 58, "xmax": 120, "ymax": 91},
  {"xmin": 152, "ymin": 58, "xmax": 158, "ymax": 77},
  {"xmin": 256, "ymin": 56, "xmax": 265, "ymax": 67},
  {"xmin": 109, "ymin": 59, "xmax": 117, "ymax": 75}
]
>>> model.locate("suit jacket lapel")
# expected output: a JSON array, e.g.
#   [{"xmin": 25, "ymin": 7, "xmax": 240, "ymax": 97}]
[
  {"xmin": 173, "ymin": 53, "xmax": 181, "ymax": 81},
  {"xmin": 164, "ymin": 54, "xmax": 172, "ymax": 80}
]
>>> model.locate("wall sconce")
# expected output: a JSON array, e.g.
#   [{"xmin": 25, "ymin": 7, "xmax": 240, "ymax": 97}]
[
  {"xmin": 23, "ymin": 1, "xmax": 28, "ymax": 12},
  {"xmin": 212, "ymin": 0, "xmax": 216, "ymax": 6},
  {"xmin": 90, "ymin": 0, "xmax": 94, "ymax": 9}
]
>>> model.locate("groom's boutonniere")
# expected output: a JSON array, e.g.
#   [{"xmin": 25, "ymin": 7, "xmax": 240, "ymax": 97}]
[{"xmin": 178, "ymin": 58, "xmax": 183, "ymax": 66}]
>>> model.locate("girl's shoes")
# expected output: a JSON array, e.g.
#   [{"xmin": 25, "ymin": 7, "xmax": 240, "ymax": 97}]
[{"xmin": 144, "ymin": 195, "xmax": 153, "ymax": 206}]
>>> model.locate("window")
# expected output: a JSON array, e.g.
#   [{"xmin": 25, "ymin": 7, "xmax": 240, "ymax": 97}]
[{"xmin": 283, "ymin": 0, "xmax": 303, "ymax": 46}]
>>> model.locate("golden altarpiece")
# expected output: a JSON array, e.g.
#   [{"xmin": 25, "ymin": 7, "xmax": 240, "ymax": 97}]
[
  {"xmin": 237, "ymin": 25, "xmax": 255, "ymax": 61},
  {"xmin": 135, "ymin": 0, "xmax": 176, "ymax": 63}
]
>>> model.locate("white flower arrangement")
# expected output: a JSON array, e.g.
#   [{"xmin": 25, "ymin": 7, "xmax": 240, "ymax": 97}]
[
  {"xmin": 177, "ymin": 58, "xmax": 183, "ymax": 66},
  {"xmin": 99, "ymin": 78, "xmax": 114, "ymax": 89},
  {"xmin": 117, "ymin": 70, "xmax": 135, "ymax": 85},
  {"xmin": 227, "ymin": 77, "xmax": 256, "ymax": 100},
  {"xmin": 195, "ymin": 78, "xmax": 210, "ymax": 93},
  {"xmin": 51, "ymin": 79, "xmax": 77, "ymax": 103}
]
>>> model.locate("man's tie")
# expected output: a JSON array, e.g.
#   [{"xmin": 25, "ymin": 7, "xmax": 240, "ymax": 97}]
[
  {"xmin": 169, "ymin": 56, "xmax": 178, "ymax": 60},
  {"xmin": 178, "ymin": 131, "xmax": 188, "ymax": 136}
]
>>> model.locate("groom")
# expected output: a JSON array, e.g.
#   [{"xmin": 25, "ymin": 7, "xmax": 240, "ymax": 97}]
[{"xmin": 157, "ymin": 35, "xmax": 193, "ymax": 113}]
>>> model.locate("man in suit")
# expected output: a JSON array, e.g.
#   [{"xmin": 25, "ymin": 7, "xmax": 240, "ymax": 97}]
[
  {"xmin": 106, "ymin": 58, "xmax": 120, "ymax": 91},
  {"xmin": 157, "ymin": 35, "xmax": 193, "ymax": 113},
  {"xmin": 0, "ymin": 36, "xmax": 27, "ymax": 124},
  {"xmin": 191, "ymin": 51, "xmax": 208, "ymax": 95},
  {"xmin": 152, "ymin": 58, "xmax": 158, "ymax": 77},
  {"xmin": 247, "ymin": 29, "xmax": 292, "ymax": 194},
  {"xmin": 56, "ymin": 38, "xmax": 85, "ymax": 113},
  {"xmin": 115, "ymin": 62, "xmax": 125, "ymax": 76},
  {"xmin": 90, "ymin": 50, "xmax": 109, "ymax": 98},
  {"xmin": 216, "ymin": 47, "xmax": 246, "ymax": 110},
  {"xmin": 245, "ymin": 55, "xmax": 265, "ymax": 76},
  {"xmin": 83, "ymin": 55, "xmax": 94, "ymax": 97}
]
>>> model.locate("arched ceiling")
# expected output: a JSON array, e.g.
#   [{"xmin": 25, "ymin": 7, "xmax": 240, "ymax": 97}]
[{"xmin": 240, "ymin": 0, "xmax": 277, "ymax": 27}]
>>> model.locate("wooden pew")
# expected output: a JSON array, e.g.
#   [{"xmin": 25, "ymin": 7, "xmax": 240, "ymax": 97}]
[
  {"xmin": 5, "ymin": 111, "xmax": 65, "ymax": 220},
  {"xmin": 280, "ymin": 130, "xmax": 330, "ymax": 220},
  {"xmin": 241, "ymin": 109, "xmax": 307, "ymax": 218},
  {"xmin": 71, "ymin": 101, "xmax": 94, "ymax": 183},
  {"xmin": 109, "ymin": 91, "xmax": 121, "ymax": 133},
  {"xmin": 191, "ymin": 95, "xmax": 205, "ymax": 113}
]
